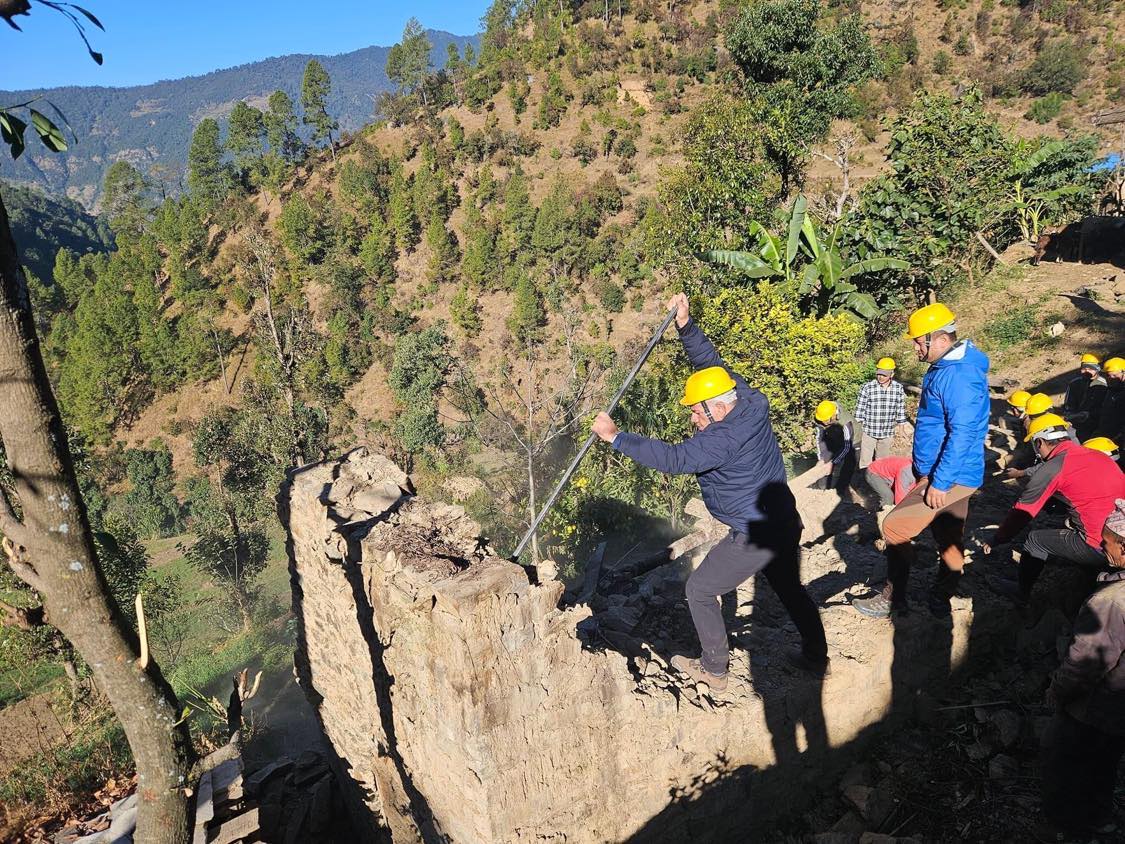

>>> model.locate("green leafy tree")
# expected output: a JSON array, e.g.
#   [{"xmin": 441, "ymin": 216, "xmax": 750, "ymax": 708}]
[
  {"xmin": 844, "ymin": 89, "xmax": 1013, "ymax": 299},
  {"xmin": 650, "ymin": 96, "xmax": 773, "ymax": 279},
  {"xmin": 265, "ymin": 89, "xmax": 303, "ymax": 162},
  {"xmin": 725, "ymin": 0, "xmax": 880, "ymax": 192},
  {"xmin": 117, "ymin": 441, "xmax": 184, "ymax": 539},
  {"xmin": 531, "ymin": 177, "xmax": 574, "ymax": 259},
  {"xmin": 534, "ymin": 71, "xmax": 571, "ymax": 130},
  {"xmin": 1023, "ymin": 39, "xmax": 1087, "ymax": 96},
  {"xmin": 386, "ymin": 17, "xmax": 433, "ymax": 106},
  {"xmin": 226, "ymin": 100, "xmax": 266, "ymax": 186},
  {"xmin": 388, "ymin": 324, "xmax": 449, "ymax": 457},
  {"xmin": 460, "ymin": 206, "xmax": 495, "ymax": 288},
  {"xmin": 186, "ymin": 409, "xmax": 275, "ymax": 631},
  {"xmin": 301, "ymin": 59, "xmax": 338, "ymax": 160}
]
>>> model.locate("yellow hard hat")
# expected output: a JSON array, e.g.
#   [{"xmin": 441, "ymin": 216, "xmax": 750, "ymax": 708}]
[
  {"xmin": 1080, "ymin": 353, "xmax": 1101, "ymax": 367},
  {"xmin": 876, "ymin": 357, "xmax": 896, "ymax": 372},
  {"xmin": 1105, "ymin": 357, "xmax": 1125, "ymax": 374},
  {"xmin": 680, "ymin": 366, "xmax": 737, "ymax": 406},
  {"xmin": 1024, "ymin": 393, "xmax": 1053, "ymax": 417},
  {"xmin": 814, "ymin": 400, "xmax": 838, "ymax": 423},
  {"xmin": 1007, "ymin": 390, "xmax": 1031, "ymax": 409},
  {"xmin": 904, "ymin": 302, "xmax": 956, "ymax": 339},
  {"xmin": 1083, "ymin": 436, "xmax": 1119, "ymax": 456},
  {"xmin": 1025, "ymin": 412, "xmax": 1068, "ymax": 442}
]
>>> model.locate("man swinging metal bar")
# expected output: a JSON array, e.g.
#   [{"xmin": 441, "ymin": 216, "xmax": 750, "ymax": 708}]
[{"xmin": 590, "ymin": 293, "xmax": 828, "ymax": 691}]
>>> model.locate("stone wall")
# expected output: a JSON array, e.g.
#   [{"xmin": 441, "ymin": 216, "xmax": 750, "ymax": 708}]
[{"xmin": 282, "ymin": 448, "xmax": 1010, "ymax": 843}]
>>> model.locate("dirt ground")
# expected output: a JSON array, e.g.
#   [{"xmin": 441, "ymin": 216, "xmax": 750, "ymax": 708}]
[{"xmin": 0, "ymin": 693, "xmax": 71, "ymax": 780}]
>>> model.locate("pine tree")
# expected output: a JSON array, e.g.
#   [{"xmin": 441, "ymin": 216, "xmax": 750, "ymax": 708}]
[
  {"xmin": 265, "ymin": 90, "xmax": 303, "ymax": 162},
  {"xmin": 102, "ymin": 161, "xmax": 151, "ymax": 242},
  {"xmin": 187, "ymin": 117, "xmax": 231, "ymax": 209},
  {"xmin": 359, "ymin": 214, "xmax": 396, "ymax": 283},
  {"xmin": 386, "ymin": 17, "xmax": 433, "ymax": 106},
  {"xmin": 424, "ymin": 216, "xmax": 459, "ymax": 285},
  {"xmin": 498, "ymin": 167, "xmax": 535, "ymax": 259},
  {"xmin": 531, "ymin": 177, "xmax": 573, "ymax": 257},
  {"xmin": 460, "ymin": 206, "xmax": 495, "ymax": 289},
  {"xmin": 451, "ymin": 282, "xmax": 482, "ymax": 334},
  {"xmin": 301, "ymin": 59, "xmax": 338, "ymax": 160},
  {"xmin": 507, "ymin": 274, "xmax": 544, "ymax": 345},
  {"xmin": 387, "ymin": 166, "xmax": 419, "ymax": 253},
  {"xmin": 226, "ymin": 101, "xmax": 266, "ymax": 186}
]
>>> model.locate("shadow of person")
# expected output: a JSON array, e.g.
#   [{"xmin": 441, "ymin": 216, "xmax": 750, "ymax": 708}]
[{"xmin": 730, "ymin": 482, "xmax": 830, "ymax": 781}]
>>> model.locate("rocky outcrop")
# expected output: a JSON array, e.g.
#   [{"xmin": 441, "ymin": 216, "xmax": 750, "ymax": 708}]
[{"xmin": 282, "ymin": 448, "xmax": 1009, "ymax": 843}]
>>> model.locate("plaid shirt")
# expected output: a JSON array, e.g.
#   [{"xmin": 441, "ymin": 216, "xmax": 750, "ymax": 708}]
[{"xmin": 855, "ymin": 378, "xmax": 907, "ymax": 440}]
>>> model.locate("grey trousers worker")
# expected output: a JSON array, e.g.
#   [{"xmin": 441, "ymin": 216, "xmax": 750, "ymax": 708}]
[
  {"xmin": 686, "ymin": 518, "xmax": 827, "ymax": 676},
  {"xmin": 858, "ymin": 433, "xmax": 894, "ymax": 468}
]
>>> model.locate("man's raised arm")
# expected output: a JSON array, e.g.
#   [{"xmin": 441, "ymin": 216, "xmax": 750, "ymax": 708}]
[{"xmin": 669, "ymin": 292, "xmax": 726, "ymax": 372}]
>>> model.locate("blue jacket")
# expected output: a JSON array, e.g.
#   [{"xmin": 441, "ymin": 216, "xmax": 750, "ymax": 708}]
[
  {"xmin": 611, "ymin": 319, "xmax": 793, "ymax": 532},
  {"xmin": 913, "ymin": 339, "xmax": 991, "ymax": 491}
]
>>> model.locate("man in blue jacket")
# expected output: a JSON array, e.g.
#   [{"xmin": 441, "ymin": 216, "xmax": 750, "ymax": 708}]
[
  {"xmin": 591, "ymin": 293, "xmax": 828, "ymax": 691},
  {"xmin": 854, "ymin": 303, "xmax": 991, "ymax": 618}
]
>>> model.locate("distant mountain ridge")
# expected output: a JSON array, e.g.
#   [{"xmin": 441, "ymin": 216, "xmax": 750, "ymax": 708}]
[{"xmin": 0, "ymin": 29, "xmax": 478, "ymax": 207}]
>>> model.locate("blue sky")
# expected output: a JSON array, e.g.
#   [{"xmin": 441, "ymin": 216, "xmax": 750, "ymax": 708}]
[{"xmin": 3, "ymin": 1, "xmax": 489, "ymax": 90}]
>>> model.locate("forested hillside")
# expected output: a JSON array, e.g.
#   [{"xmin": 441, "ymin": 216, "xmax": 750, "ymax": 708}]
[
  {"xmin": 0, "ymin": 29, "xmax": 476, "ymax": 205},
  {"xmin": 25, "ymin": 0, "xmax": 1125, "ymax": 561},
  {"xmin": 2, "ymin": 181, "xmax": 112, "ymax": 282},
  {"xmin": 4, "ymin": 0, "xmax": 1125, "ymax": 834}
]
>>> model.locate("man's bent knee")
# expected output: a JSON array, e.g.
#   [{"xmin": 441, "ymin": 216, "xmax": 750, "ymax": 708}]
[{"xmin": 882, "ymin": 511, "xmax": 917, "ymax": 546}]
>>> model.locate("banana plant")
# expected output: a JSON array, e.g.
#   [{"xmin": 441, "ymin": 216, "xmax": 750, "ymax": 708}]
[
  {"xmin": 997, "ymin": 139, "xmax": 1090, "ymax": 243},
  {"xmin": 697, "ymin": 195, "xmax": 908, "ymax": 320}
]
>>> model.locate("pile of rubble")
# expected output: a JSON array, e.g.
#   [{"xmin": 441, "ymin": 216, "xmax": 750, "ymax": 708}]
[{"xmin": 49, "ymin": 749, "xmax": 350, "ymax": 844}]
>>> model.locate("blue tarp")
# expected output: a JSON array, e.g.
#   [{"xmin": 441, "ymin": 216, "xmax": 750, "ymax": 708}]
[{"xmin": 1091, "ymin": 153, "xmax": 1123, "ymax": 173}]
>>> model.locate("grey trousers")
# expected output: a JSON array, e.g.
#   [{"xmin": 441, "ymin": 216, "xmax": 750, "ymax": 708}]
[
  {"xmin": 685, "ymin": 521, "xmax": 827, "ymax": 676},
  {"xmin": 858, "ymin": 434, "xmax": 894, "ymax": 468}
]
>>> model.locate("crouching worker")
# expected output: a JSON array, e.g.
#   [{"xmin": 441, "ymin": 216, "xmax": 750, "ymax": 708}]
[
  {"xmin": 866, "ymin": 455, "xmax": 916, "ymax": 513},
  {"xmin": 813, "ymin": 400, "xmax": 856, "ymax": 496},
  {"xmin": 853, "ymin": 303, "xmax": 990, "ymax": 619},
  {"xmin": 591, "ymin": 293, "xmax": 829, "ymax": 690},
  {"xmin": 980, "ymin": 414, "xmax": 1125, "ymax": 605},
  {"xmin": 1039, "ymin": 500, "xmax": 1125, "ymax": 841}
]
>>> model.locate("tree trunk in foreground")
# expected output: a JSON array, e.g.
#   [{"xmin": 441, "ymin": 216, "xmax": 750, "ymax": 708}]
[{"xmin": 0, "ymin": 190, "xmax": 194, "ymax": 844}]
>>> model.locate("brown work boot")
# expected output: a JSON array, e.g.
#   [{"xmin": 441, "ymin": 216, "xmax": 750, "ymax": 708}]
[
  {"xmin": 852, "ymin": 582, "xmax": 907, "ymax": 618},
  {"xmin": 670, "ymin": 655, "xmax": 728, "ymax": 692}
]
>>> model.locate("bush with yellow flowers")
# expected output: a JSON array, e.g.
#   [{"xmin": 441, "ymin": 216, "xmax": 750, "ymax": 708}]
[{"xmin": 696, "ymin": 282, "xmax": 866, "ymax": 452}]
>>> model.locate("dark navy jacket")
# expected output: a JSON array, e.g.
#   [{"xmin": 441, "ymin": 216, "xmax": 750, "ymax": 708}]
[{"xmin": 611, "ymin": 318, "xmax": 794, "ymax": 533}]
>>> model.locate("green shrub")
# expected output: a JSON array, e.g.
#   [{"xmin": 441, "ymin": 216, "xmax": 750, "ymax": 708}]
[
  {"xmin": 933, "ymin": 50, "xmax": 952, "ymax": 75},
  {"xmin": 1023, "ymin": 39, "xmax": 1087, "ymax": 95},
  {"xmin": 981, "ymin": 304, "xmax": 1037, "ymax": 351},
  {"xmin": 595, "ymin": 278, "xmax": 626, "ymax": 312},
  {"xmin": 572, "ymin": 137, "xmax": 598, "ymax": 165},
  {"xmin": 697, "ymin": 283, "xmax": 866, "ymax": 451},
  {"xmin": 1025, "ymin": 92, "xmax": 1065, "ymax": 123}
]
